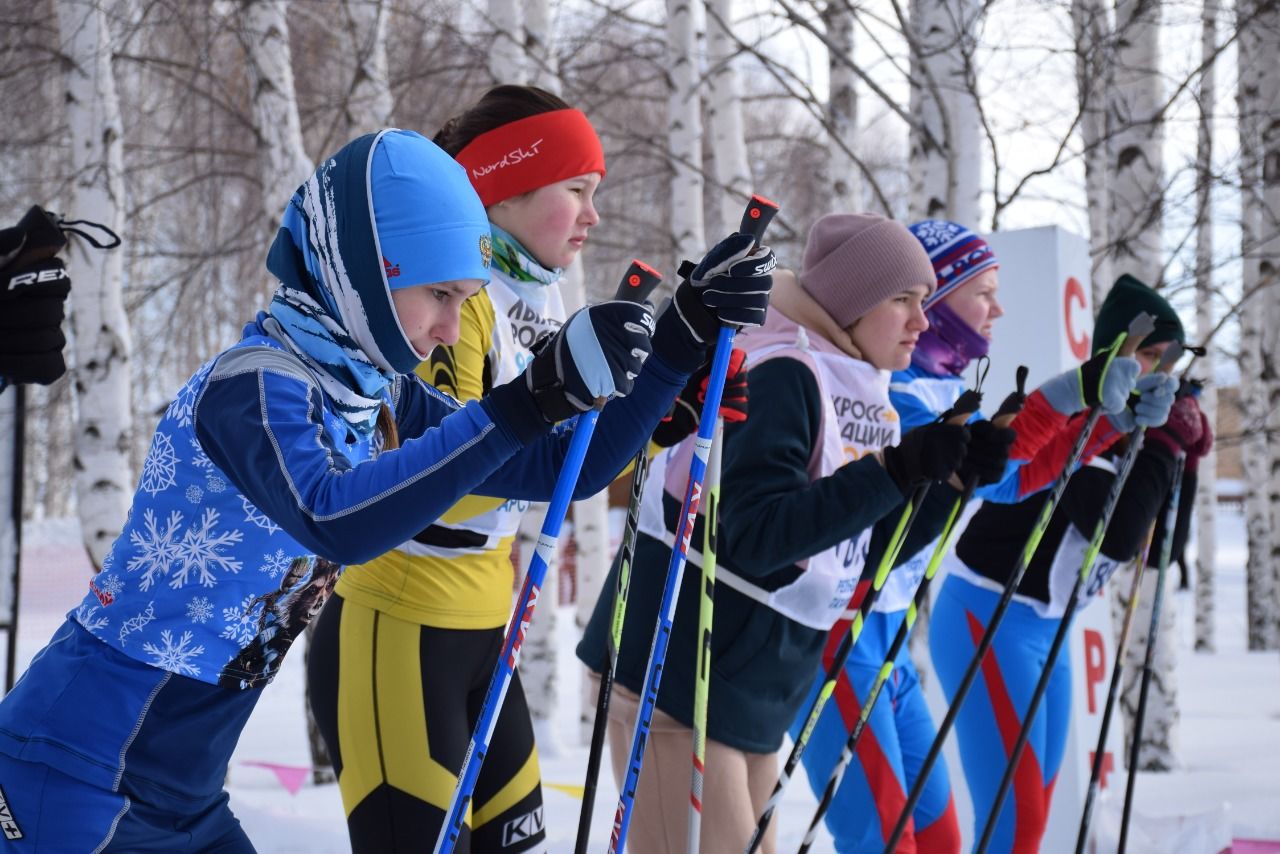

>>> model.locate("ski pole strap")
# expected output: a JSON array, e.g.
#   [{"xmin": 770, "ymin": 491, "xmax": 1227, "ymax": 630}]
[{"xmin": 56, "ymin": 216, "xmax": 122, "ymax": 249}]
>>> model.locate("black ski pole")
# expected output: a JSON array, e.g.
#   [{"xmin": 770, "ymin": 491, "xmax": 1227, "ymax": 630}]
[
  {"xmin": 882, "ymin": 313, "xmax": 1155, "ymax": 853},
  {"xmin": 1117, "ymin": 450, "xmax": 1188, "ymax": 854},
  {"xmin": 572, "ymin": 261, "xmax": 664, "ymax": 854},
  {"xmin": 1073, "ymin": 522, "xmax": 1156, "ymax": 854},
  {"xmin": 797, "ymin": 367, "xmax": 1028, "ymax": 854},
  {"xmin": 744, "ymin": 388, "xmax": 984, "ymax": 854},
  {"xmin": 973, "ymin": 342, "xmax": 1182, "ymax": 854}
]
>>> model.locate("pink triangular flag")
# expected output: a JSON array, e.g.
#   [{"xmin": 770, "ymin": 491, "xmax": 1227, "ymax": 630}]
[{"xmin": 241, "ymin": 760, "xmax": 311, "ymax": 796}]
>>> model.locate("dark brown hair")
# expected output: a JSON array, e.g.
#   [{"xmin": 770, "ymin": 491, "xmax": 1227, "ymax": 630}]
[{"xmin": 433, "ymin": 85, "xmax": 573, "ymax": 156}]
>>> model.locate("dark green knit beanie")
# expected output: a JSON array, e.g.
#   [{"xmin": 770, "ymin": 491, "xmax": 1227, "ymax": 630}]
[{"xmin": 1092, "ymin": 273, "xmax": 1185, "ymax": 354}]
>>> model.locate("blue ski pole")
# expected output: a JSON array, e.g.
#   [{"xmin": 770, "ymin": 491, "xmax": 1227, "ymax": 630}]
[
  {"xmin": 434, "ymin": 259, "xmax": 663, "ymax": 854},
  {"xmin": 609, "ymin": 195, "xmax": 779, "ymax": 854}
]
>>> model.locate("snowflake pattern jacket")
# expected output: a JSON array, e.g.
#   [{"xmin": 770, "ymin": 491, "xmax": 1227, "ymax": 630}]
[{"xmin": 68, "ymin": 317, "xmax": 689, "ymax": 690}]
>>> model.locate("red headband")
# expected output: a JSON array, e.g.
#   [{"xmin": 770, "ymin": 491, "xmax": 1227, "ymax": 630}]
[{"xmin": 454, "ymin": 109, "xmax": 606, "ymax": 207}]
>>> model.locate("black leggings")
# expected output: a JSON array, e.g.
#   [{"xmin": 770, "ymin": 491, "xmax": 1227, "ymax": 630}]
[{"xmin": 307, "ymin": 594, "xmax": 545, "ymax": 853}]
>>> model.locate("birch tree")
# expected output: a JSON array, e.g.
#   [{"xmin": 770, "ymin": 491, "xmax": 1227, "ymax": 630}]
[
  {"xmin": 1106, "ymin": 0, "xmax": 1164, "ymax": 287},
  {"xmin": 56, "ymin": 0, "xmax": 134, "ymax": 571},
  {"xmin": 1193, "ymin": 0, "xmax": 1218, "ymax": 653},
  {"xmin": 1256, "ymin": 0, "xmax": 1280, "ymax": 646},
  {"xmin": 705, "ymin": 0, "xmax": 753, "ymax": 233},
  {"xmin": 238, "ymin": 0, "xmax": 313, "ymax": 239},
  {"xmin": 667, "ymin": 0, "xmax": 708, "ymax": 269},
  {"xmin": 905, "ymin": 0, "xmax": 983, "ymax": 224},
  {"xmin": 821, "ymin": 0, "xmax": 860, "ymax": 214},
  {"xmin": 1236, "ymin": 0, "xmax": 1277, "ymax": 651},
  {"xmin": 337, "ymin": 0, "xmax": 393, "ymax": 136},
  {"xmin": 1114, "ymin": 553, "xmax": 1181, "ymax": 769},
  {"xmin": 1073, "ymin": 0, "xmax": 1115, "ymax": 305},
  {"xmin": 524, "ymin": 0, "xmax": 557, "ymax": 91},
  {"xmin": 488, "ymin": 0, "xmax": 526, "ymax": 84}
]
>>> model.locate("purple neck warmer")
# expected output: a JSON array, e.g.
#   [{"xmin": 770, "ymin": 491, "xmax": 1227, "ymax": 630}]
[{"xmin": 912, "ymin": 299, "xmax": 989, "ymax": 377}]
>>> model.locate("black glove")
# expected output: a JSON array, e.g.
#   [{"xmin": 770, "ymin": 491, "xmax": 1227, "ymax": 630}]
[
  {"xmin": 880, "ymin": 422, "xmax": 970, "ymax": 493},
  {"xmin": 1, "ymin": 206, "xmax": 73, "ymax": 386},
  {"xmin": 652, "ymin": 347, "xmax": 749, "ymax": 448},
  {"xmin": 670, "ymin": 232, "xmax": 775, "ymax": 344},
  {"xmin": 524, "ymin": 300, "xmax": 654, "ymax": 423},
  {"xmin": 956, "ymin": 419, "xmax": 1015, "ymax": 486}
]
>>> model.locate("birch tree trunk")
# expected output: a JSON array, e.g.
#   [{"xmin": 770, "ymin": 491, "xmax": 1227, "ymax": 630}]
[
  {"xmin": 1256, "ymin": 0, "xmax": 1280, "ymax": 644},
  {"xmin": 56, "ymin": 0, "xmax": 134, "ymax": 571},
  {"xmin": 574, "ymin": 491, "xmax": 610, "ymax": 743},
  {"xmin": 338, "ymin": 0, "xmax": 393, "ymax": 135},
  {"xmin": 1106, "ymin": 0, "xmax": 1164, "ymax": 286},
  {"xmin": 524, "ymin": 0, "xmax": 557, "ymax": 92},
  {"xmin": 904, "ymin": 0, "xmax": 982, "ymax": 666},
  {"xmin": 1236, "ymin": 0, "xmax": 1277, "ymax": 650},
  {"xmin": 488, "ymin": 0, "xmax": 526, "ymax": 85},
  {"xmin": 705, "ymin": 0, "xmax": 753, "ymax": 235},
  {"xmin": 667, "ymin": 0, "xmax": 707, "ymax": 269},
  {"xmin": 239, "ymin": 0, "xmax": 313, "ymax": 238},
  {"xmin": 1114, "ymin": 555, "xmax": 1181, "ymax": 769},
  {"xmin": 907, "ymin": 0, "xmax": 983, "ymax": 224},
  {"xmin": 554, "ymin": 259, "xmax": 613, "ymax": 743},
  {"xmin": 822, "ymin": 0, "xmax": 860, "ymax": 214},
  {"xmin": 514, "ymin": 503, "xmax": 564, "ymax": 756},
  {"xmin": 1073, "ymin": 0, "xmax": 1114, "ymax": 306},
  {"xmin": 1192, "ymin": 0, "xmax": 1218, "ymax": 653}
]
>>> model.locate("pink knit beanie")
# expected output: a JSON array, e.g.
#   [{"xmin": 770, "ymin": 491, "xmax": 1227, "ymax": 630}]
[{"xmin": 799, "ymin": 213, "xmax": 937, "ymax": 328}]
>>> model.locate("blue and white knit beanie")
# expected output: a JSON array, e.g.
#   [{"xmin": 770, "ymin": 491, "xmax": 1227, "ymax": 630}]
[{"xmin": 908, "ymin": 220, "xmax": 999, "ymax": 310}]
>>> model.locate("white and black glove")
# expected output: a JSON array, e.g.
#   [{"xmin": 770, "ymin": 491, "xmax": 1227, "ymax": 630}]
[
  {"xmin": 525, "ymin": 301, "xmax": 655, "ymax": 423},
  {"xmin": 670, "ymin": 232, "xmax": 776, "ymax": 344}
]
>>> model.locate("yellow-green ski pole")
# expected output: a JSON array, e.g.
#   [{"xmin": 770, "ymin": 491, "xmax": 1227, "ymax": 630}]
[{"xmin": 687, "ymin": 417, "xmax": 723, "ymax": 852}]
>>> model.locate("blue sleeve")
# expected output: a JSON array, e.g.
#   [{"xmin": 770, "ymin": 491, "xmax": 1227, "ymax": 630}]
[
  {"xmin": 974, "ymin": 459, "xmax": 1029, "ymax": 503},
  {"xmin": 194, "ymin": 364, "xmax": 529, "ymax": 566},
  {"xmin": 889, "ymin": 386, "xmax": 942, "ymax": 433}
]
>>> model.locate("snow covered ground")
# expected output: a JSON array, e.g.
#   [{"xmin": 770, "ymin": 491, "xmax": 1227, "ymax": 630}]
[{"xmin": 9, "ymin": 506, "xmax": 1279, "ymax": 852}]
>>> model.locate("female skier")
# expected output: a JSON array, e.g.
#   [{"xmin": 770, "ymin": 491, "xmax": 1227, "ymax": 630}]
[
  {"xmin": 795, "ymin": 219, "xmax": 1015, "ymax": 852},
  {"xmin": 0, "ymin": 129, "xmax": 769, "ymax": 850},
  {"xmin": 577, "ymin": 213, "xmax": 990, "ymax": 853},
  {"xmin": 930, "ymin": 273, "xmax": 1186, "ymax": 853},
  {"xmin": 306, "ymin": 86, "xmax": 772, "ymax": 852}
]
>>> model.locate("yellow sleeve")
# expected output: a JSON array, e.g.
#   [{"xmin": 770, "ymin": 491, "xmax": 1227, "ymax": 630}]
[
  {"xmin": 419, "ymin": 290, "xmax": 506, "ymax": 523},
  {"xmin": 420, "ymin": 289, "xmax": 494, "ymax": 403}
]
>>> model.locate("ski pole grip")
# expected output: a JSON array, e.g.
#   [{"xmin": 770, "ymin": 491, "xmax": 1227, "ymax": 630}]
[
  {"xmin": 942, "ymin": 389, "xmax": 983, "ymax": 425},
  {"xmin": 1117, "ymin": 312, "xmax": 1156, "ymax": 358},
  {"xmin": 613, "ymin": 259, "xmax": 663, "ymax": 304},
  {"xmin": 739, "ymin": 194, "xmax": 779, "ymax": 247},
  {"xmin": 993, "ymin": 365, "xmax": 1030, "ymax": 428},
  {"xmin": 1155, "ymin": 341, "xmax": 1184, "ymax": 374}
]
